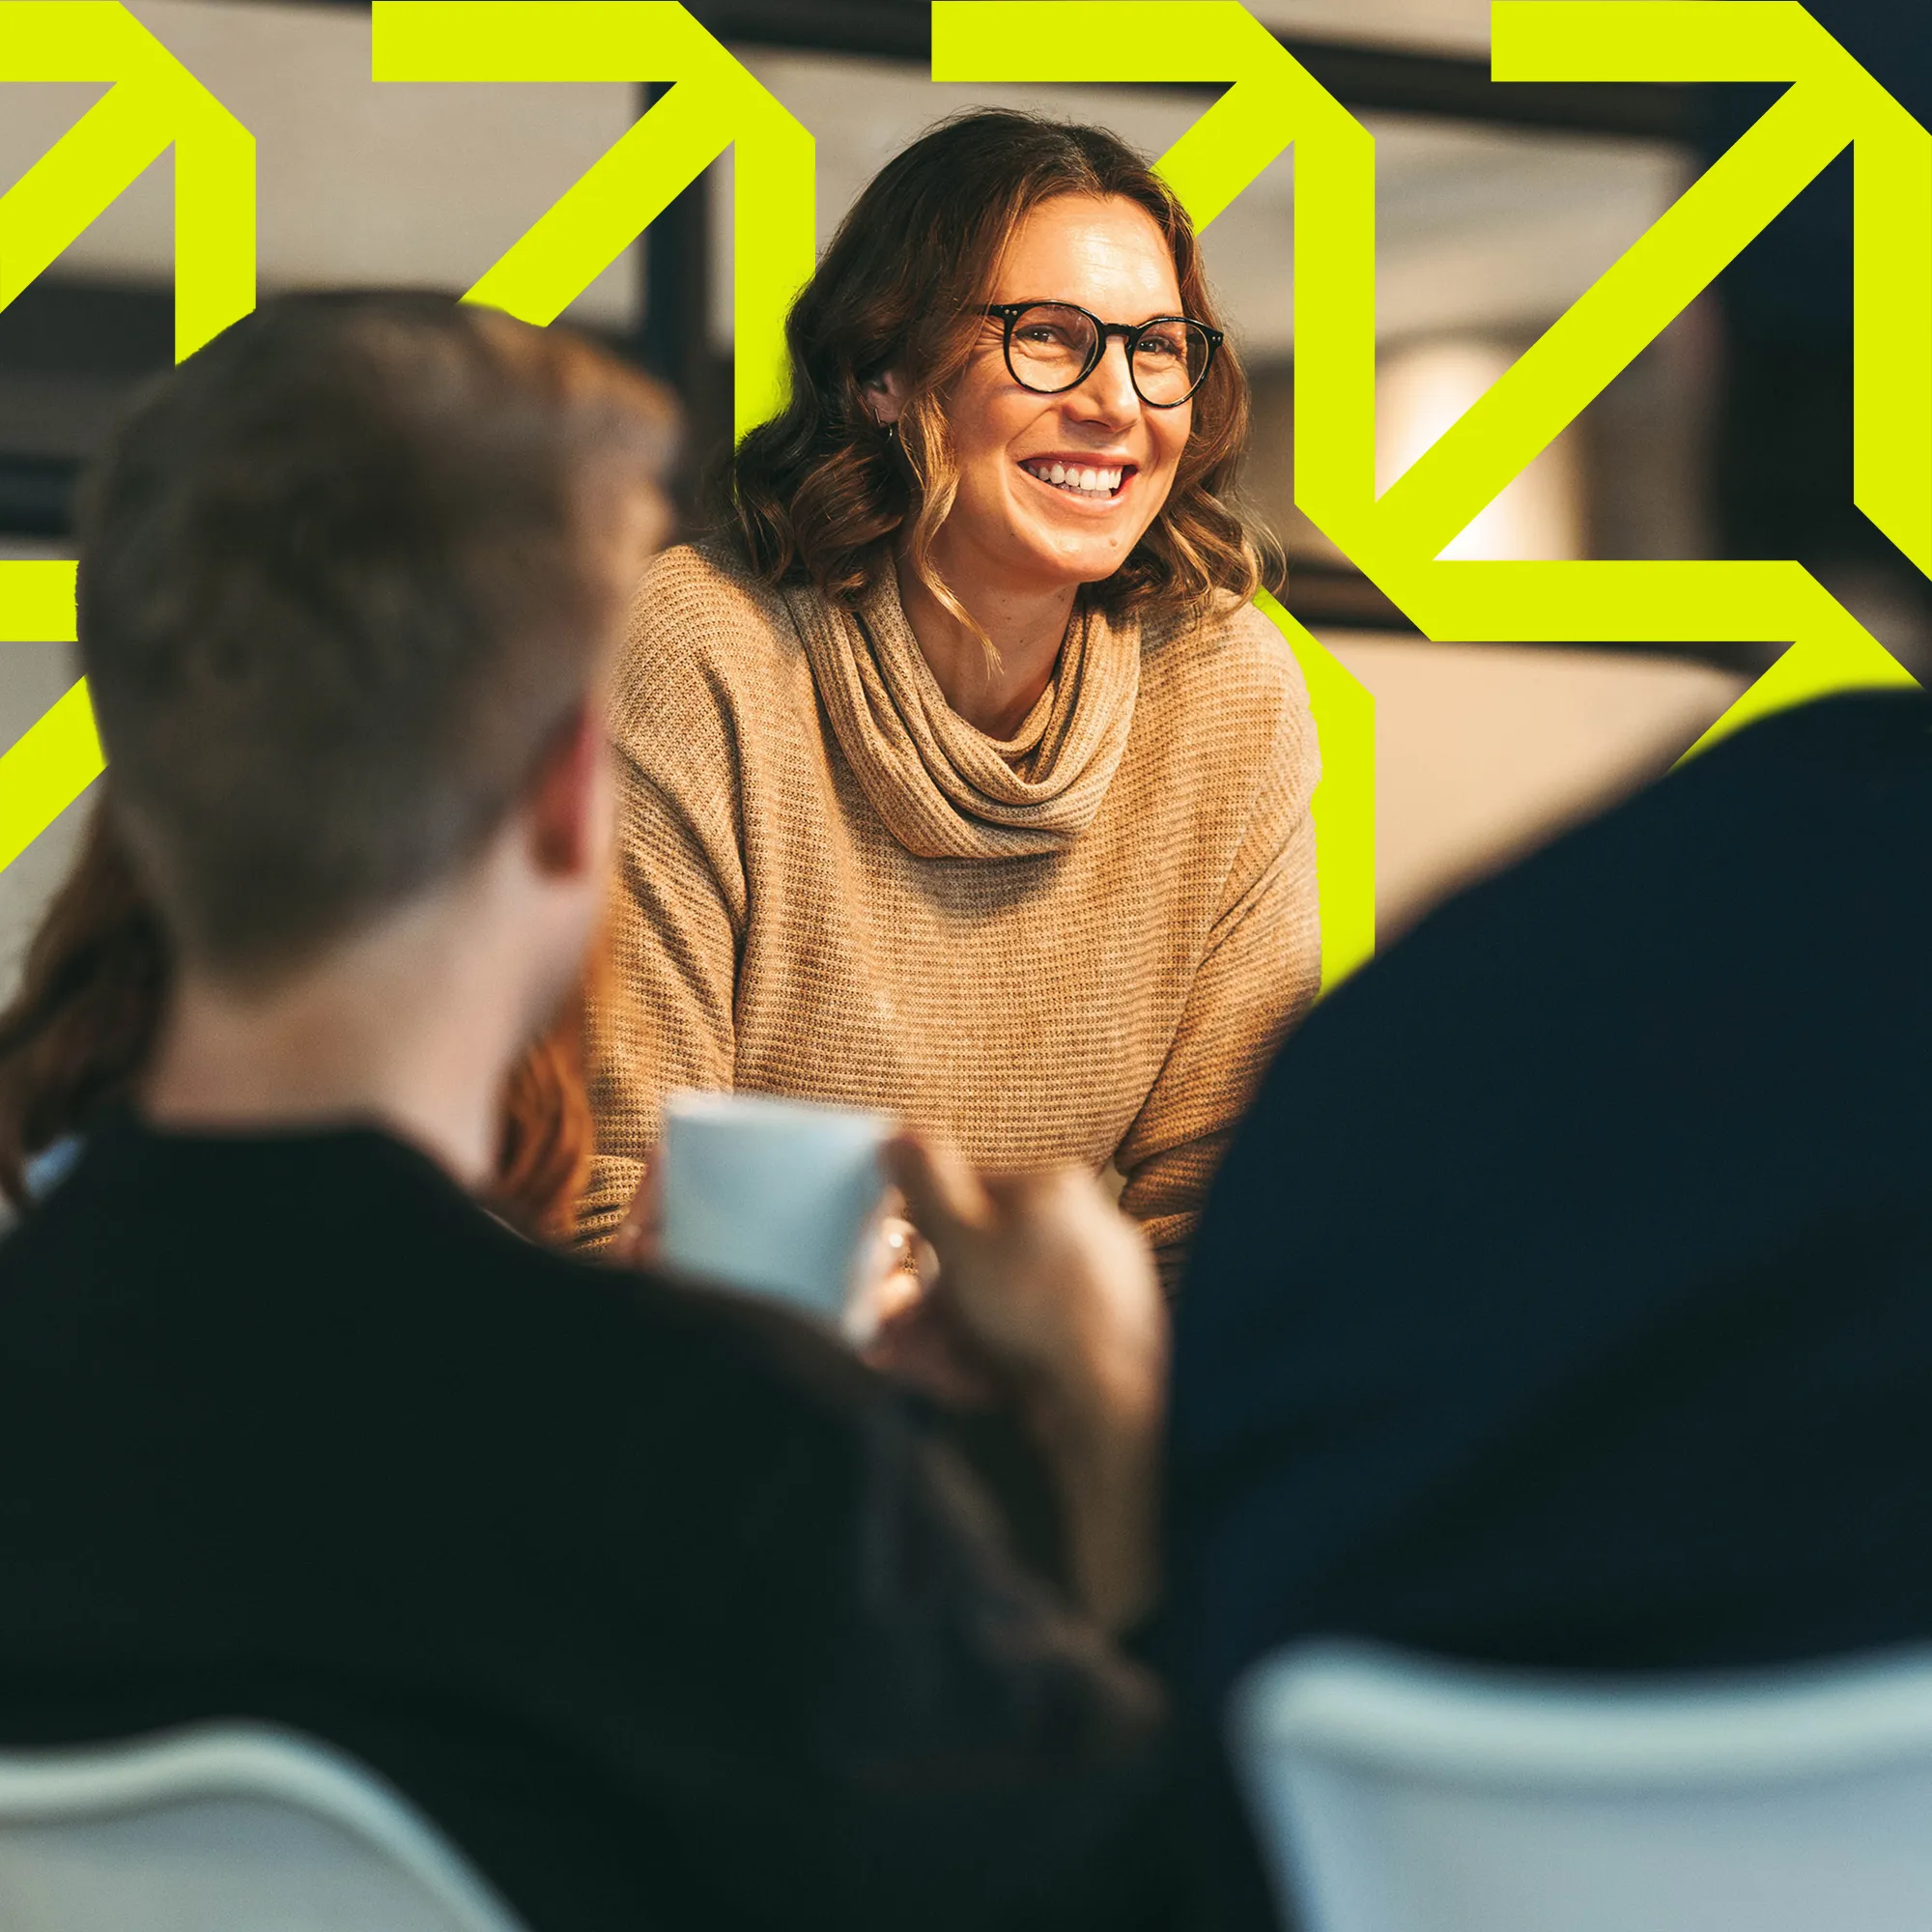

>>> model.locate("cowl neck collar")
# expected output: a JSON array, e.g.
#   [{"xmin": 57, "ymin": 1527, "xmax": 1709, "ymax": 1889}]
[{"xmin": 783, "ymin": 565, "xmax": 1140, "ymax": 860}]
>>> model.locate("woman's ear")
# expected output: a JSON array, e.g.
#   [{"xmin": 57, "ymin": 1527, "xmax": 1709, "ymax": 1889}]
[{"xmin": 861, "ymin": 367, "xmax": 907, "ymax": 427}]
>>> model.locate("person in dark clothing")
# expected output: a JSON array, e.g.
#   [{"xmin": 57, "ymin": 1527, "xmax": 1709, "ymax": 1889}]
[
  {"xmin": 1163, "ymin": 689, "xmax": 1932, "ymax": 1930},
  {"xmin": 0, "ymin": 292, "xmax": 1175, "ymax": 1932},
  {"xmin": 0, "ymin": 1120, "xmax": 1170, "ymax": 1931}
]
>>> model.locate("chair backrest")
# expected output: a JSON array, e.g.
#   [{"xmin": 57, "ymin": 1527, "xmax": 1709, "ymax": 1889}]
[
  {"xmin": 1230, "ymin": 1638, "xmax": 1932, "ymax": 1932},
  {"xmin": 0, "ymin": 1721, "xmax": 527, "ymax": 1932}
]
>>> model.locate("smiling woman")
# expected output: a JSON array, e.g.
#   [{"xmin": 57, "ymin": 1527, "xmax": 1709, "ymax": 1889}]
[{"xmin": 582, "ymin": 110, "xmax": 1321, "ymax": 1293}]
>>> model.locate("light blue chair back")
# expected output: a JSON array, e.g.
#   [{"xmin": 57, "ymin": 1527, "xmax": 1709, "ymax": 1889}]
[
  {"xmin": 1231, "ymin": 1639, "xmax": 1932, "ymax": 1932},
  {"xmin": 0, "ymin": 1722, "xmax": 526, "ymax": 1931}
]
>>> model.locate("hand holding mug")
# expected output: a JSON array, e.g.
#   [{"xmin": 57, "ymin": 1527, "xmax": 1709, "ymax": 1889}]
[{"xmin": 883, "ymin": 1132, "xmax": 1165, "ymax": 1629}]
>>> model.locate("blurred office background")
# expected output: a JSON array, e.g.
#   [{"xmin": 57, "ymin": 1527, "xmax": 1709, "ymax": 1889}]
[{"xmin": 0, "ymin": 0, "xmax": 1919, "ymax": 978}]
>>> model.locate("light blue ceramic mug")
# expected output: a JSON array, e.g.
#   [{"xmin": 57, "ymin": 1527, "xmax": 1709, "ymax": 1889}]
[{"xmin": 658, "ymin": 1090, "xmax": 890, "ymax": 1336}]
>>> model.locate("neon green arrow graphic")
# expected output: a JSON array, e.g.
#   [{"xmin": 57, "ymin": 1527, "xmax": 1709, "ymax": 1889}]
[
  {"xmin": 0, "ymin": 0, "xmax": 255, "ymax": 875},
  {"xmin": 1327, "ymin": 4, "xmax": 1925, "ymax": 756},
  {"xmin": 373, "ymin": 1, "xmax": 813, "ymax": 440}
]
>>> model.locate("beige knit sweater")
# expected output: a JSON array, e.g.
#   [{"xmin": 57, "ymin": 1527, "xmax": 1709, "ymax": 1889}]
[{"xmin": 581, "ymin": 540, "xmax": 1321, "ymax": 1281}]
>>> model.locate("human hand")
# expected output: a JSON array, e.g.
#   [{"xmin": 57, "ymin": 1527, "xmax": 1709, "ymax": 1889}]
[
  {"xmin": 883, "ymin": 1134, "xmax": 1165, "ymax": 1432},
  {"xmin": 883, "ymin": 1132, "xmax": 1166, "ymax": 1629},
  {"xmin": 614, "ymin": 1164, "xmax": 951, "ymax": 1399},
  {"xmin": 862, "ymin": 1215, "xmax": 1001, "ymax": 1407}
]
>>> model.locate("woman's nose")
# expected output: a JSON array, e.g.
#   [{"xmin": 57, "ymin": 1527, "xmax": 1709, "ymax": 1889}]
[{"xmin": 1071, "ymin": 336, "xmax": 1140, "ymax": 425}]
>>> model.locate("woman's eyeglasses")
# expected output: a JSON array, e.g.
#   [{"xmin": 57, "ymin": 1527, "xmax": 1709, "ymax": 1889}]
[{"xmin": 980, "ymin": 301, "xmax": 1222, "ymax": 409}]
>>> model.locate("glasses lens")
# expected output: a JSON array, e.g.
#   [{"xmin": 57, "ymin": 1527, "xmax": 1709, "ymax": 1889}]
[
  {"xmin": 1005, "ymin": 304, "xmax": 1098, "ymax": 393},
  {"xmin": 1132, "ymin": 320, "xmax": 1214, "ymax": 405}
]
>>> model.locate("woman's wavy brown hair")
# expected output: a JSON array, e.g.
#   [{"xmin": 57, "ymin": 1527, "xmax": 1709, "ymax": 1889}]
[
  {"xmin": 0, "ymin": 796, "xmax": 593, "ymax": 1241},
  {"xmin": 728, "ymin": 109, "xmax": 1279, "ymax": 635}
]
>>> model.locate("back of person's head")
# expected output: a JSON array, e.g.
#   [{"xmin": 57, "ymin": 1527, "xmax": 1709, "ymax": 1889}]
[
  {"xmin": 77, "ymin": 291, "xmax": 676, "ymax": 983},
  {"xmin": 0, "ymin": 794, "xmax": 599, "ymax": 1233}
]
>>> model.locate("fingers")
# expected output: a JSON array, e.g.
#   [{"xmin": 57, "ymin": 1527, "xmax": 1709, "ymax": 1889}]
[
  {"xmin": 882, "ymin": 1132, "xmax": 992, "ymax": 1249},
  {"xmin": 980, "ymin": 1163, "xmax": 1083, "ymax": 1216},
  {"xmin": 863, "ymin": 1291, "xmax": 999, "ymax": 1409}
]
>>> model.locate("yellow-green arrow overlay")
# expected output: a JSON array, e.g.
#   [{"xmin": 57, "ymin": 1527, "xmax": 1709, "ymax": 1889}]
[
  {"xmin": 0, "ymin": 0, "xmax": 255, "ymax": 875},
  {"xmin": 373, "ymin": 1, "xmax": 813, "ymax": 441}
]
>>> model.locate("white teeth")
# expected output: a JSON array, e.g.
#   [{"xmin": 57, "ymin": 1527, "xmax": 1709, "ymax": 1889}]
[{"xmin": 1023, "ymin": 460, "xmax": 1123, "ymax": 497}]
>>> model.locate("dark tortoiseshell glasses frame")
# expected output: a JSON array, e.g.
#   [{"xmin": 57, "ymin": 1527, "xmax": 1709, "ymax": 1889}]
[{"xmin": 980, "ymin": 300, "xmax": 1223, "ymax": 408}]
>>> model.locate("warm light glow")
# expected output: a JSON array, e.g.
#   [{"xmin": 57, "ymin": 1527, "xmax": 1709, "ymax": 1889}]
[{"xmin": 1376, "ymin": 338, "xmax": 1583, "ymax": 562}]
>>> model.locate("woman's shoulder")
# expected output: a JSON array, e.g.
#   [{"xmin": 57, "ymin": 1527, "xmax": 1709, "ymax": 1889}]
[
  {"xmin": 1137, "ymin": 590, "xmax": 1312, "ymax": 732},
  {"xmin": 611, "ymin": 538, "xmax": 804, "ymax": 745},
  {"xmin": 625, "ymin": 537, "xmax": 794, "ymax": 661},
  {"xmin": 1129, "ymin": 591, "xmax": 1321, "ymax": 816}
]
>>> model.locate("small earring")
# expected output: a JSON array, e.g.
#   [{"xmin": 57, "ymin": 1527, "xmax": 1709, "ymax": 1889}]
[{"xmin": 883, "ymin": 420, "xmax": 899, "ymax": 445}]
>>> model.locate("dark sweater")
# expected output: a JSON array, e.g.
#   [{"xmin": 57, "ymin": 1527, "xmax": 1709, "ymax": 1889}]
[
  {"xmin": 1166, "ymin": 690, "xmax": 1932, "ymax": 1929},
  {"xmin": 0, "ymin": 1117, "xmax": 1176, "ymax": 1931}
]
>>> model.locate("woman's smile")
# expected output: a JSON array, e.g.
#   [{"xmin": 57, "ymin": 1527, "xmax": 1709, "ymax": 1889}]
[
  {"xmin": 923, "ymin": 193, "xmax": 1190, "ymax": 596},
  {"xmin": 1016, "ymin": 456, "xmax": 1138, "ymax": 504}
]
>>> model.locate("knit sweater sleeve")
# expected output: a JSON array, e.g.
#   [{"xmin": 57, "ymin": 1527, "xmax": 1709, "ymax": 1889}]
[
  {"xmin": 1113, "ymin": 622, "xmax": 1322, "ymax": 1291},
  {"xmin": 579, "ymin": 551, "xmax": 752, "ymax": 1247}
]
